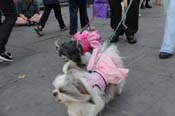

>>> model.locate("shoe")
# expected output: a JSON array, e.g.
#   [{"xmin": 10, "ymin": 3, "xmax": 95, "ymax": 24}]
[
  {"xmin": 5, "ymin": 51, "xmax": 13, "ymax": 58},
  {"xmin": 126, "ymin": 35, "xmax": 137, "ymax": 44},
  {"xmin": 60, "ymin": 26, "xmax": 69, "ymax": 31},
  {"xmin": 34, "ymin": 26, "xmax": 43, "ymax": 36},
  {"xmin": 145, "ymin": 4, "xmax": 152, "ymax": 8},
  {"xmin": 0, "ymin": 51, "xmax": 13, "ymax": 62},
  {"xmin": 159, "ymin": 52, "xmax": 173, "ymax": 59}
]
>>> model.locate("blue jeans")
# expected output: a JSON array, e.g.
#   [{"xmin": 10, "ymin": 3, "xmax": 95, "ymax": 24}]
[
  {"xmin": 160, "ymin": 0, "xmax": 175, "ymax": 54},
  {"xmin": 69, "ymin": 0, "xmax": 89, "ymax": 35}
]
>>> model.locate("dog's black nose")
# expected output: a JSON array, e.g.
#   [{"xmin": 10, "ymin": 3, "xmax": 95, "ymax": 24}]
[{"xmin": 53, "ymin": 92, "xmax": 58, "ymax": 97}]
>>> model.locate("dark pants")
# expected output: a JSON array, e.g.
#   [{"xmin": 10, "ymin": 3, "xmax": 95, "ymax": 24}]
[
  {"xmin": 145, "ymin": 0, "xmax": 150, "ymax": 5},
  {"xmin": 69, "ymin": 0, "xmax": 89, "ymax": 35},
  {"xmin": 38, "ymin": 3, "xmax": 65, "ymax": 29},
  {"xmin": 108, "ymin": 0, "xmax": 140, "ymax": 36},
  {"xmin": 0, "ymin": 0, "xmax": 17, "ymax": 53}
]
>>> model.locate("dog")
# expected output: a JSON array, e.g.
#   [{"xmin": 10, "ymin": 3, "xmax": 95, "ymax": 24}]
[
  {"xmin": 56, "ymin": 30, "xmax": 102, "ymax": 66},
  {"xmin": 52, "ymin": 44, "xmax": 129, "ymax": 116}
]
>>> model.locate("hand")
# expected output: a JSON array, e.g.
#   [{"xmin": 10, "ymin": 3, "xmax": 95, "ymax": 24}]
[{"xmin": 19, "ymin": 14, "xmax": 28, "ymax": 21}]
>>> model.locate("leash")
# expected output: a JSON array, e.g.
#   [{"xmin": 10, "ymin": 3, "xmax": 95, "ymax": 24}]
[{"xmin": 90, "ymin": 0, "xmax": 134, "ymax": 71}]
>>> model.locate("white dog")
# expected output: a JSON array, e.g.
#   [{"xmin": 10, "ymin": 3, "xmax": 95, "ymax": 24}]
[{"xmin": 52, "ymin": 44, "xmax": 129, "ymax": 116}]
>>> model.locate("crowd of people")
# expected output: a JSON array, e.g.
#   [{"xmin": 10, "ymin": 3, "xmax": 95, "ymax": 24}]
[{"xmin": 0, "ymin": 0, "xmax": 174, "ymax": 62}]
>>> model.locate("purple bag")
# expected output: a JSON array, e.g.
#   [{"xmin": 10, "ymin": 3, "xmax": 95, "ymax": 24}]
[{"xmin": 93, "ymin": 0, "xmax": 109, "ymax": 19}]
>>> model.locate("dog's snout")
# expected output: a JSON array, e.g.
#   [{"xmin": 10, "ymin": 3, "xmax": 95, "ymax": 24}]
[{"xmin": 53, "ymin": 92, "xmax": 58, "ymax": 97}]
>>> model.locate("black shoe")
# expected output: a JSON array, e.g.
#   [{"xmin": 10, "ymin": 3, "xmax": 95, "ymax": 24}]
[
  {"xmin": 34, "ymin": 26, "xmax": 43, "ymax": 36},
  {"xmin": 159, "ymin": 52, "xmax": 173, "ymax": 59},
  {"xmin": 126, "ymin": 35, "xmax": 137, "ymax": 44},
  {"xmin": 0, "ymin": 52, "xmax": 13, "ymax": 62},
  {"xmin": 145, "ymin": 4, "xmax": 152, "ymax": 8}
]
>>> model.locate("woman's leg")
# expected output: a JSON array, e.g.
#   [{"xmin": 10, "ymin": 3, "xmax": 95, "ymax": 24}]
[
  {"xmin": 69, "ymin": 0, "xmax": 78, "ymax": 35},
  {"xmin": 53, "ymin": 3, "xmax": 66, "ymax": 29},
  {"xmin": 159, "ymin": 0, "xmax": 175, "ymax": 58},
  {"xmin": 79, "ymin": 0, "xmax": 89, "ymax": 28},
  {"xmin": 38, "ymin": 4, "xmax": 52, "ymax": 28}
]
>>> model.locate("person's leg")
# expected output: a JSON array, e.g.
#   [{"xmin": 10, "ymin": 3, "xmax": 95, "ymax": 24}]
[
  {"xmin": 52, "ymin": 3, "xmax": 66, "ymax": 30},
  {"xmin": 145, "ymin": 0, "xmax": 152, "ymax": 8},
  {"xmin": 0, "ymin": 0, "xmax": 17, "ymax": 54},
  {"xmin": 38, "ymin": 4, "xmax": 52, "ymax": 28},
  {"xmin": 124, "ymin": 0, "xmax": 140, "ymax": 44},
  {"xmin": 159, "ymin": 0, "xmax": 175, "ymax": 59},
  {"xmin": 108, "ymin": 0, "xmax": 123, "ymax": 31},
  {"xmin": 69, "ymin": 0, "xmax": 79, "ymax": 35},
  {"xmin": 34, "ymin": 4, "xmax": 52, "ymax": 36},
  {"xmin": 79, "ymin": 0, "xmax": 89, "ymax": 28},
  {"xmin": 108, "ymin": 0, "xmax": 123, "ymax": 42}
]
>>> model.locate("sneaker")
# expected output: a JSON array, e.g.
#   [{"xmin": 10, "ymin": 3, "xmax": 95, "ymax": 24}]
[
  {"xmin": 0, "ymin": 52, "xmax": 13, "ymax": 62},
  {"xmin": 159, "ymin": 52, "xmax": 173, "ymax": 59},
  {"xmin": 5, "ymin": 52, "xmax": 13, "ymax": 58},
  {"xmin": 34, "ymin": 26, "xmax": 43, "ymax": 36}
]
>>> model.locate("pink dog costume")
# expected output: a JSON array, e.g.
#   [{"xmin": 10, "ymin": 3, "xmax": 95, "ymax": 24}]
[
  {"xmin": 86, "ymin": 48, "xmax": 129, "ymax": 93},
  {"xmin": 71, "ymin": 30, "xmax": 102, "ymax": 54}
]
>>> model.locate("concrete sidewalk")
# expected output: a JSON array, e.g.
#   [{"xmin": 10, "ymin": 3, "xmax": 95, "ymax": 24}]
[{"xmin": 0, "ymin": 3, "xmax": 175, "ymax": 116}]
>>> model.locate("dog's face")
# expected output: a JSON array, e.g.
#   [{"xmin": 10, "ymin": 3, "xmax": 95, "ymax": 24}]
[
  {"xmin": 52, "ymin": 73, "xmax": 91, "ymax": 103},
  {"xmin": 58, "ymin": 41, "xmax": 83, "ymax": 64}
]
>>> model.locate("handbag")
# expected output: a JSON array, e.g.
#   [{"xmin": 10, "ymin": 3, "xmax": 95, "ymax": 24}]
[{"xmin": 93, "ymin": 0, "xmax": 109, "ymax": 19}]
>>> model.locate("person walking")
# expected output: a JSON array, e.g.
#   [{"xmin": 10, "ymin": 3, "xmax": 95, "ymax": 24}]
[
  {"xmin": 108, "ymin": 0, "xmax": 140, "ymax": 44},
  {"xmin": 34, "ymin": 0, "xmax": 68, "ymax": 36},
  {"xmin": 69, "ymin": 0, "xmax": 89, "ymax": 36},
  {"xmin": 0, "ymin": 0, "xmax": 17, "ymax": 62},
  {"xmin": 159, "ymin": 0, "xmax": 175, "ymax": 59}
]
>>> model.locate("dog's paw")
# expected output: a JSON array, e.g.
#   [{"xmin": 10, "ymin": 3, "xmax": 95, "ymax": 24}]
[
  {"xmin": 116, "ymin": 79, "xmax": 126, "ymax": 96},
  {"xmin": 116, "ymin": 87, "xmax": 123, "ymax": 96}
]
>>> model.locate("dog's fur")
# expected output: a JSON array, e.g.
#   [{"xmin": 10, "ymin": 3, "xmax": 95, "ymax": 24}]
[
  {"xmin": 53, "ymin": 44, "xmax": 127, "ymax": 116},
  {"xmin": 58, "ymin": 41, "xmax": 91, "ymax": 67}
]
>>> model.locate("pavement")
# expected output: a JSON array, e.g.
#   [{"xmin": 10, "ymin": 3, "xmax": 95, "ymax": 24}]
[{"xmin": 0, "ymin": 3, "xmax": 175, "ymax": 116}]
